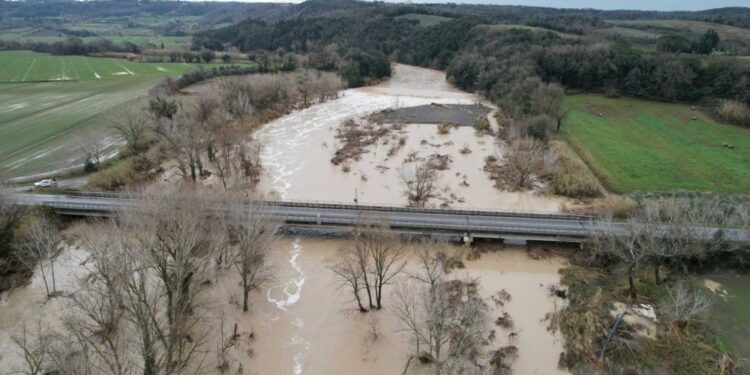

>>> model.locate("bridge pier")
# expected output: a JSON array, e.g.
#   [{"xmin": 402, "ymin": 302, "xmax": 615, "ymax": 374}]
[{"xmin": 463, "ymin": 234, "xmax": 473, "ymax": 245}]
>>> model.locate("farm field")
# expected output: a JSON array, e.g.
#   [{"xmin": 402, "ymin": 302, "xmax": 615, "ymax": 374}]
[
  {"xmin": 561, "ymin": 94, "xmax": 750, "ymax": 193},
  {"xmin": 0, "ymin": 51, "xmax": 241, "ymax": 177},
  {"xmin": 0, "ymin": 50, "xmax": 201, "ymax": 82},
  {"xmin": 607, "ymin": 19, "xmax": 750, "ymax": 44}
]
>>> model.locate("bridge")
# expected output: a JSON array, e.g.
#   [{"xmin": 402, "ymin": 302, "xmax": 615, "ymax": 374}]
[{"xmin": 7, "ymin": 193, "xmax": 748, "ymax": 245}]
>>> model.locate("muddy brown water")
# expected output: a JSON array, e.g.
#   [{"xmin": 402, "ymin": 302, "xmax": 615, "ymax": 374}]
[
  {"xmin": 255, "ymin": 64, "xmax": 570, "ymax": 213},
  {"xmin": 205, "ymin": 237, "xmax": 569, "ymax": 375}
]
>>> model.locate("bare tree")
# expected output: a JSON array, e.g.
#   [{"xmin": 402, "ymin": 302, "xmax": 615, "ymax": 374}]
[
  {"xmin": 411, "ymin": 240, "xmax": 460, "ymax": 288},
  {"xmin": 159, "ymin": 111, "xmax": 210, "ymax": 181},
  {"xmin": 357, "ymin": 220, "xmax": 405, "ymax": 310},
  {"xmin": 111, "ymin": 108, "xmax": 150, "ymax": 155},
  {"xmin": 501, "ymin": 137, "xmax": 544, "ymax": 191},
  {"xmin": 393, "ymin": 276, "xmax": 491, "ymax": 375},
  {"xmin": 219, "ymin": 78, "xmax": 254, "ymax": 120},
  {"xmin": 11, "ymin": 320, "xmax": 55, "ymax": 375},
  {"xmin": 659, "ymin": 281, "xmax": 713, "ymax": 333},
  {"xmin": 64, "ymin": 223, "xmax": 130, "ymax": 375},
  {"xmin": 16, "ymin": 216, "xmax": 60, "ymax": 298},
  {"xmin": 193, "ymin": 95, "xmax": 219, "ymax": 162},
  {"xmin": 399, "ymin": 159, "xmax": 438, "ymax": 207},
  {"xmin": 77, "ymin": 129, "xmax": 108, "ymax": 171},
  {"xmin": 119, "ymin": 191, "xmax": 220, "ymax": 373},
  {"xmin": 226, "ymin": 199, "xmax": 280, "ymax": 312},
  {"xmin": 215, "ymin": 316, "xmax": 237, "ymax": 372},
  {"xmin": 594, "ymin": 216, "xmax": 649, "ymax": 301},
  {"xmin": 329, "ymin": 246, "xmax": 368, "ymax": 312}
]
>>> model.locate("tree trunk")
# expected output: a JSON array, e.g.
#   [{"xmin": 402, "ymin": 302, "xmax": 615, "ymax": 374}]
[
  {"xmin": 189, "ymin": 160, "xmax": 197, "ymax": 182},
  {"xmin": 654, "ymin": 264, "xmax": 661, "ymax": 285},
  {"xmin": 375, "ymin": 282, "xmax": 383, "ymax": 310},
  {"xmin": 242, "ymin": 277, "xmax": 249, "ymax": 312},
  {"xmin": 50, "ymin": 259, "xmax": 56, "ymax": 294},
  {"xmin": 354, "ymin": 290, "xmax": 366, "ymax": 313},
  {"xmin": 628, "ymin": 266, "xmax": 637, "ymax": 301},
  {"xmin": 362, "ymin": 272, "xmax": 374, "ymax": 309}
]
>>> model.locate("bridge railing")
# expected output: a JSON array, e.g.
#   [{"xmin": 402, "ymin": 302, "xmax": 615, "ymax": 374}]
[{"xmin": 62, "ymin": 191, "xmax": 594, "ymax": 220}]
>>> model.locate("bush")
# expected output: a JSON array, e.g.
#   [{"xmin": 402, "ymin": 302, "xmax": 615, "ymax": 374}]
[
  {"xmin": 717, "ymin": 100, "xmax": 750, "ymax": 127},
  {"xmin": 597, "ymin": 195, "xmax": 637, "ymax": 218},
  {"xmin": 83, "ymin": 159, "xmax": 97, "ymax": 173},
  {"xmin": 547, "ymin": 141, "xmax": 603, "ymax": 198},
  {"xmin": 474, "ymin": 116, "xmax": 491, "ymax": 133},
  {"xmin": 88, "ymin": 159, "xmax": 136, "ymax": 190},
  {"xmin": 513, "ymin": 114, "xmax": 556, "ymax": 142}
]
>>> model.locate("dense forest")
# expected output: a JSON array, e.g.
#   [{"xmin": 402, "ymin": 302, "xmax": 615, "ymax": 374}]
[{"xmin": 193, "ymin": 0, "xmax": 750, "ymax": 112}]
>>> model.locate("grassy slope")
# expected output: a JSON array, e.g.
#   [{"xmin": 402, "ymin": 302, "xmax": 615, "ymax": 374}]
[
  {"xmin": 561, "ymin": 94, "xmax": 750, "ymax": 193},
  {"xmin": 486, "ymin": 24, "xmax": 579, "ymax": 39},
  {"xmin": 0, "ymin": 51, "xmax": 225, "ymax": 176},
  {"xmin": 607, "ymin": 20, "xmax": 750, "ymax": 42}
]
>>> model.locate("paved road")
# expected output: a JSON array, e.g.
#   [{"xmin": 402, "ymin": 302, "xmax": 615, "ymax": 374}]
[
  {"xmin": 7, "ymin": 193, "xmax": 749, "ymax": 244},
  {"xmin": 11, "ymin": 176, "xmax": 89, "ymax": 193}
]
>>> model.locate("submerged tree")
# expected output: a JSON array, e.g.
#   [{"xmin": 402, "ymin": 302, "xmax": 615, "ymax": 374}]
[
  {"xmin": 329, "ymin": 219, "xmax": 406, "ymax": 311},
  {"xmin": 226, "ymin": 199, "xmax": 279, "ymax": 312},
  {"xmin": 399, "ymin": 160, "xmax": 438, "ymax": 207},
  {"xmin": 393, "ymin": 275, "xmax": 491, "ymax": 374}
]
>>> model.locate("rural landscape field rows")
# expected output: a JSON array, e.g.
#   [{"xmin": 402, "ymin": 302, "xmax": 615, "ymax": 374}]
[
  {"xmin": 0, "ymin": 51, "xmax": 211, "ymax": 176},
  {"xmin": 0, "ymin": 51, "xmax": 195, "ymax": 82}
]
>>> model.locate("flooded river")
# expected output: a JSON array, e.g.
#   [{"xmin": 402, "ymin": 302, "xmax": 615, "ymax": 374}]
[
  {"xmin": 255, "ymin": 64, "xmax": 567, "ymax": 213},
  {"xmin": 207, "ymin": 237, "xmax": 569, "ymax": 375}
]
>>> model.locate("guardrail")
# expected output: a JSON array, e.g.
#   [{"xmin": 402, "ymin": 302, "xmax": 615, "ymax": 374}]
[{"xmin": 62, "ymin": 191, "xmax": 593, "ymax": 221}]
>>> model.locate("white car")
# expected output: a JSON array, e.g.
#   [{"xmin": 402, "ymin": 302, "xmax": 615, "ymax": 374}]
[{"xmin": 33, "ymin": 179, "xmax": 58, "ymax": 189}]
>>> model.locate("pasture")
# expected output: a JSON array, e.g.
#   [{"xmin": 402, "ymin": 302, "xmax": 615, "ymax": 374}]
[
  {"xmin": 486, "ymin": 23, "xmax": 579, "ymax": 39},
  {"xmin": 608, "ymin": 20, "xmax": 750, "ymax": 42},
  {"xmin": 561, "ymin": 94, "xmax": 750, "ymax": 194},
  {"xmin": 0, "ymin": 51, "xmax": 229, "ymax": 177}
]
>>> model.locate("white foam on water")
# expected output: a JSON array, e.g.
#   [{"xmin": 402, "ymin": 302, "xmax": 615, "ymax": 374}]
[{"xmin": 265, "ymin": 238, "xmax": 310, "ymax": 374}]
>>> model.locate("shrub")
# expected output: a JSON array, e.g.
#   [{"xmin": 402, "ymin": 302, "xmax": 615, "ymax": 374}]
[
  {"xmin": 83, "ymin": 159, "xmax": 97, "ymax": 173},
  {"xmin": 88, "ymin": 159, "xmax": 136, "ymax": 190},
  {"xmin": 513, "ymin": 114, "xmax": 556, "ymax": 142},
  {"xmin": 547, "ymin": 141, "xmax": 603, "ymax": 198},
  {"xmin": 597, "ymin": 195, "xmax": 637, "ymax": 218},
  {"xmin": 501, "ymin": 137, "xmax": 544, "ymax": 190},
  {"xmin": 717, "ymin": 100, "xmax": 750, "ymax": 127},
  {"xmin": 474, "ymin": 116, "xmax": 491, "ymax": 133}
]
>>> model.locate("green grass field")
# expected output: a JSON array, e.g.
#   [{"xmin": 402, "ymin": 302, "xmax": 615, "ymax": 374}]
[
  {"xmin": 486, "ymin": 24, "xmax": 580, "ymax": 39},
  {"xmin": 0, "ymin": 50, "xmax": 199, "ymax": 82},
  {"xmin": 608, "ymin": 19, "xmax": 750, "ymax": 44},
  {"xmin": 561, "ymin": 94, "xmax": 750, "ymax": 193},
  {"xmin": 0, "ymin": 51, "xmax": 235, "ymax": 177}
]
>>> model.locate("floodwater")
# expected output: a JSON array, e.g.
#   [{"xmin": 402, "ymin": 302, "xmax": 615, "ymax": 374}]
[
  {"xmin": 205, "ymin": 237, "xmax": 569, "ymax": 375},
  {"xmin": 255, "ymin": 64, "xmax": 567, "ymax": 213},
  {"xmin": 0, "ymin": 237, "xmax": 569, "ymax": 375}
]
